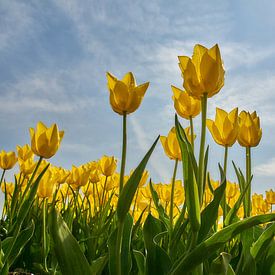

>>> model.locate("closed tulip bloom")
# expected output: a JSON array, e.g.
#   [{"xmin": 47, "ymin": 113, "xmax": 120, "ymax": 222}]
[
  {"xmin": 178, "ymin": 44, "xmax": 225, "ymax": 99},
  {"xmin": 160, "ymin": 127, "xmax": 182, "ymax": 160},
  {"xmin": 29, "ymin": 122, "xmax": 64, "ymax": 159},
  {"xmin": 69, "ymin": 165, "xmax": 90, "ymax": 187},
  {"xmin": 106, "ymin": 72, "xmax": 149, "ymax": 115},
  {"xmin": 207, "ymin": 108, "xmax": 238, "ymax": 147},
  {"xmin": 0, "ymin": 150, "xmax": 17, "ymax": 170},
  {"xmin": 17, "ymin": 144, "xmax": 33, "ymax": 161},
  {"xmin": 266, "ymin": 189, "xmax": 275, "ymax": 204},
  {"xmin": 19, "ymin": 158, "xmax": 37, "ymax": 176},
  {"xmin": 37, "ymin": 171, "xmax": 55, "ymax": 199},
  {"xmin": 171, "ymin": 85, "xmax": 201, "ymax": 119},
  {"xmin": 237, "ymin": 111, "xmax": 262, "ymax": 147},
  {"xmin": 99, "ymin": 155, "xmax": 117, "ymax": 176}
]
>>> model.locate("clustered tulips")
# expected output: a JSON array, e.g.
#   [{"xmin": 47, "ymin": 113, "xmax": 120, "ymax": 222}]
[{"xmin": 0, "ymin": 43, "xmax": 274, "ymax": 275}]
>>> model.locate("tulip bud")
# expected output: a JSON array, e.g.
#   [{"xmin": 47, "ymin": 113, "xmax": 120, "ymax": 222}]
[
  {"xmin": 99, "ymin": 155, "xmax": 117, "ymax": 177},
  {"xmin": 178, "ymin": 44, "xmax": 225, "ymax": 99},
  {"xmin": 171, "ymin": 85, "xmax": 201, "ymax": 119},
  {"xmin": 0, "ymin": 150, "xmax": 17, "ymax": 170},
  {"xmin": 106, "ymin": 72, "xmax": 149, "ymax": 115},
  {"xmin": 207, "ymin": 108, "xmax": 238, "ymax": 147},
  {"xmin": 29, "ymin": 122, "xmax": 64, "ymax": 159},
  {"xmin": 237, "ymin": 111, "xmax": 262, "ymax": 147},
  {"xmin": 160, "ymin": 127, "xmax": 182, "ymax": 160}
]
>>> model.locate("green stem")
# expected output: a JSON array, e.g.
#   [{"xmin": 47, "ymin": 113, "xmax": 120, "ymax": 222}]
[
  {"xmin": 101, "ymin": 176, "xmax": 108, "ymax": 205},
  {"xmin": 223, "ymin": 145, "xmax": 228, "ymax": 220},
  {"xmin": 189, "ymin": 116, "xmax": 195, "ymax": 149},
  {"xmin": 169, "ymin": 159, "xmax": 179, "ymax": 229},
  {"xmin": 198, "ymin": 93, "xmax": 208, "ymax": 204},
  {"xmin": 116, "ymin": 221, "xmax": 124, "ymax": 275},
  {"xmin": 245, "ymin": 147, "xmax": 251, "ymax": 217},
  {"xmin": 119, "ymin": 112, "xmax": 127, "ymax": 193},
  {"xmin": 0, "ymin": 169, "xmax": 6, "ymax": 186},
  {"xmin": 42, "ymin": 198, "xmax": 48, "ymax": 272}
]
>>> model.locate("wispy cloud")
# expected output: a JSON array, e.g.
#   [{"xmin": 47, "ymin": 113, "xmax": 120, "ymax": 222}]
[
  {"xmin": 130, "ymin": 117, "xmax": 171, "ymax": 182},
  {"xmin": 255, "ymin": 158, "xmax": 275, "ymax": 176}
]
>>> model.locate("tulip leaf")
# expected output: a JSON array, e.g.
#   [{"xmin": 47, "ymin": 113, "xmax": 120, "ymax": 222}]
[
  {"xmin": 198, "ymin": 173, "xmax": 226, "ymax": 243},
  {"xmin": 117, "ymin": 136, "xmax": 159, "ymax": 222},
  {"xmin": 51, "ymin": 209, "xmax": 92, "ymax": 275},
  {"xmin": 209, "ymin": 252, "xmax": 232, "ymax": 275},
  {"xmin": 224, "ymin": 179, "xmax": 251, "ymax": 226},
  {"xmin": 90, "ymin": 255, "xmax": 108, "ymax": 275},
  {"xmin": 108, "ymin": 214, "xmax": 133, "ymax": 275},
  {"xmin": 143, "ymin": 214, "xmax": 171, "ymax": 275},
  {"xmin": 175, "ymin": 116, "xmax": 200, "ymax": 232},
  {"xmin": 149, "ymin": 179, "xmax": 169, "ymax": 228},
  {"xmin": 133, "ymin": 250, "xmax": 145, "ymax": 275},
  {"xmin": 2, "ymin": 220, "xmax": 35, "ymax": 266},
  {"xmin": 170, "ymin": 213, "xmax": 275, "ymax": 274},
  {"xmin": 251, "ymin": 223, "xmax": 275, "ymax": 261}
]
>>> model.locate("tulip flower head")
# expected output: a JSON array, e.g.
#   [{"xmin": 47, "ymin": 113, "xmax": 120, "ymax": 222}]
[
  {"xmin": 0, "ymin": 150, "xmax": 17, "ymax": 170},
  {"xmin": 237, "ymin": 111, "xmax": 262, "ymax": 147},
  {"xmin": 178, "ymin": 44, "xmax": 225, "ymax": 99},
  {"xmin": 29, "ymin": 122, "xmax": 64, "ymax": 159},
  {"xmin": 106, "ymin": 72, "xmax": 149, "ymax": 115},
  {"xmin": 160, "ymin": 127, "xmax": 182, "ymax": 160},
  {"xmin": 99, "ymin": 155, "xmax": 117, "ymax": 177},
  {"xmin": 206, "ymin": 108, "xmax": 238, "ymax": 147},
  {"xmin": 16, "ymin": 144, "xmax": 34, "ymax": 161},
  {"xmin": 171, "ymin": 85, "xmax": 201, "ymax": 119}
]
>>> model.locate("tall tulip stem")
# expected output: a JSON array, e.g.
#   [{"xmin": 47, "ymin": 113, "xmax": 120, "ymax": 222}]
[
  {"xmin": 169, "ymin": 159, "xmax": 179, "ymax": 229},
  {"xmin": 223, "ymin": 145, "xmax": 228, "ymax": 220},
  {"xmin": 42, "ymin": 198, "xmax": 48, "ymax": 272},
  {"xmin": 189, "ymin": 116, "xmax": 195, "ymax": 149},
  {"xmin": 119, "ymin": 112, "xmax": 127, "ymax": 193},
  {"xmin": 245, "ymin": 147, "xmax": 252, "ymax": 217},
  {"xmin": 198, "ymin": 93, "xmax": 208, "ymax": 203}
]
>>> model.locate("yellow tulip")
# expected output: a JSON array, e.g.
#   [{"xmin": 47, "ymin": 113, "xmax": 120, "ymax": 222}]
[
  {"xmin": 206, "ymin": 108, "xmax": 238, "ymax": 147},
  {"xmin": 0, "ymin": 150, "xmax": 17, "ymax": 170},
  {"xmin": 37, "ymin": 171, "xmax": 56, "ymax": 199},
  {"xmin": 16, "ymin": 144, "xmax": 33, "ymax": 161},
  {"xmin": 69, "ymin": 165, "xmax": 90, "ymax": 188},
  {"xmin": 1, "ymin": 182, "xmax": 15, "ymax": 197},
  {"xmin": 19, "ymin": 158, "xmax": 37, "ymax": 176},
  {"xmin": 29, "ymin": 122, "xmax": 64, "ymax": 159},
  {"xmin": 99, "ymin": 155, "xmax": 117, "ymax": 177},
  {"xmin": 171, "ymin": 85, "xmax": 201, "ymax": 119},
  {"xmin": 106, "ymin": 72, "xmax": 149, "ymax": 115},
  {"xmin": 266, "ymin": 189, "xmax": 275, "ymax": 204},
  {"xmin": 178, "ymin": 44, "xmax": 225, "ymax": 99},
  {"xmin": 160, "ymin": 127, "xmax": 181, "ymax": 160},
  {"xmin": 238, "ymin": 111, "xmax": 262, "ymax": 147}
]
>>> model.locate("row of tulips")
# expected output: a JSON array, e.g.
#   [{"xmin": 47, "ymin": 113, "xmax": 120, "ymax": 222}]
[{"xmin": 0, "ymin": 43, "xmax": 274, "ymax": 275}]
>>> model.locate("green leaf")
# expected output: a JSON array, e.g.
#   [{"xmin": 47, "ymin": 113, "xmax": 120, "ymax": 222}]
[
  {"xmin": 51, "ymin": 208, "xmax": 91, "ymax": 275},
  {"xmin": 2, "ymin": 220, "xmax": 35, "ymax": 266},
  {"xmin": 143, "ymin": 214, "xmax": 171, "ymax": 275},
  {"xmin": 198, "ymin": 175, "xmax": 226, "ymax": 243},
  {"xmin": 90, "ymin": 255, "xmax": 108, "ymax": 275},
  {"xmin": 251, "ymin": 223, "xmax": 275, "ymax": 261},
  {"xmin": 210, "ymin": 252, "xmax": 232, "ymax": 275},
  {"xmin": 175, "ymin": 116, "xmax": 200, "ymax": 232},
  {"xmin": 133, "ymin": 250, "xmax": 145, "ymax": 275},
  {"xmin": 108, "ymin": 214, "xmax": 133, "ymax": 275},
  {"xmin": 117, "ymin": 136, "xmax": 159, "ymax": 222},
  {"xmin": 170, "ymin": 214, "xmax": 275, "ymax": 274}
]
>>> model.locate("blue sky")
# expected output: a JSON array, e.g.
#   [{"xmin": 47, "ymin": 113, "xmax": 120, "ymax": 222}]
[{"xmin": 1, "ymin": 0, "xmax": 275, "ymax": 208}]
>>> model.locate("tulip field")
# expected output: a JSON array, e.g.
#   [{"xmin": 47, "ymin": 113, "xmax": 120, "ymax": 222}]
[{"xmin": 0, "ymin": 44, "xmax": 275, "ymax": 275}]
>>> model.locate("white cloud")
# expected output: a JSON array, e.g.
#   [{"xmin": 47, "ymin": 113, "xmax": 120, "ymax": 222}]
[
  {"xmin": 130, "ymin": 117, "xmax": 171, "ymax": 182},
  {"xmin": 255, "ymin": 158, "xmax": 275, "ymax": 176},
  {"xmin": 0, "ymin": 2, "xmax": 40, "ymax": 52},
  {"xmin": 0, "ymin": 69, "xmax": 95, "ymax": 114}
]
